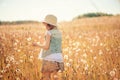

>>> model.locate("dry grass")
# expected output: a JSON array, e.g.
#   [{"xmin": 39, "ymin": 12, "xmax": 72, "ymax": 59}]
[{"xmin": 0, "ymin": 16, "xmax": 120, "ymax": 80}]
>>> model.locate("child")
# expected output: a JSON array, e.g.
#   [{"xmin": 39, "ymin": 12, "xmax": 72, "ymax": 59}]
[{"xmin": 33, "ymin": 14, "xmax": 64, "ymax": 80}]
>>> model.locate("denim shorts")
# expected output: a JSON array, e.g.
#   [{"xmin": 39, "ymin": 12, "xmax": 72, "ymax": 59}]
[{"xmin": 41, "ymin": 60, "xmax": 64, "ymax": 73}]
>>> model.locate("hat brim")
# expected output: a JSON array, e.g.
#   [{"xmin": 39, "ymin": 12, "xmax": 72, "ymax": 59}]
[{"xmin": 42, "ymin": 20, "xmax": 57, "ymax": 27}]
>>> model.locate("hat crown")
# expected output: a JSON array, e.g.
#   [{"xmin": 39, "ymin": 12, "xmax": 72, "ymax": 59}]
[{"xmin": 44, "ymin": 15, "xmax": 57, "ymax": 26}]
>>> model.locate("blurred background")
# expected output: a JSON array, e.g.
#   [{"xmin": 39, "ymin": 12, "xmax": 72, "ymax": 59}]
[{"xmin": 0, "ymin": 0, "xmax": 120, "ymax": 22}]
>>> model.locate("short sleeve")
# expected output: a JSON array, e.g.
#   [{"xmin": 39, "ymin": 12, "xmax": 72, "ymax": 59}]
[{"xmin": 46, "ymin": 31, "xmax": 51, "ymax": 36}]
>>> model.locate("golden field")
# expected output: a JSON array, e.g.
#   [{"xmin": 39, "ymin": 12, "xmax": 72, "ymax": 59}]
[{"xmin": 0, "ymin": 16, "xmax": 120, "ymax": 80}]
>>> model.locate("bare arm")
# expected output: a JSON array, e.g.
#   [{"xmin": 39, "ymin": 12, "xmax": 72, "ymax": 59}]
[{"xmin": 33, "ymin": 33, "xmax": 51, "ymax": 50}]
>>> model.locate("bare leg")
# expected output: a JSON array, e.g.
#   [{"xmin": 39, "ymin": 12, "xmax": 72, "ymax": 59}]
[
  {"xmin": 41, "ymin": 72, "xmax": 51, "ymax": 80},
  {"xmin": 51, "ymin": 70, "xmax": 58, "ymax": 80}
]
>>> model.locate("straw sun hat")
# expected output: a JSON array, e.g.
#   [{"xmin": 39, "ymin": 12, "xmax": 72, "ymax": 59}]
[{"xmin": 42, "ymin": 14, "xmax": 57, "ymax": 27}]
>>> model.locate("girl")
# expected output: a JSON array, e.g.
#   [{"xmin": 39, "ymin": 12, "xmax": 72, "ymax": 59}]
[{"xmin": 33, "ymin": 14, "xmax": 64, "ymax": 80}]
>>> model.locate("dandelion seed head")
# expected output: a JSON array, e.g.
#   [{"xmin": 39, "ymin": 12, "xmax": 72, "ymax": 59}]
[
  {"xmin": 106, "ymin": 48, "xmax": 110, "ymax": 51},
  {"xmin": 79, "ymin": 35, "xmax": 82, "ymax": 39},
  {"xmin": 110, "ymin": 70, "xmax": 115, "ymax": 77},
  {"xmin": 68, "ymin": 51, "xmax": 72, "ymax": 54},
  {"xmin": 14, "ymin": 42, "xmax": 17, "ymax": 46},
  {"xmin": 92, "ymin": 38, "xmax": 96, "ymax": 42},
  {"xmin": 90, "ymin": 49, "xmax": 93, "ymax": 53},
  {"xmin": 66, "ymin": 62, "xmax": 71, "ymax": 67},
  {"xmin": 76, "ymin": 49, "xmax": 80, "ymax": 52},
  {"xmin": 64, "ymin": 55, "xmax": 68, "ymax": 60},
  {"xmin": 93, "ymin": 56, "xmax": 97, "ymax": 60},
  {"xmin": 6, "ymin": 63, "xmax": 10, "ymax": 68},
  {"xmin": 17, "ymin": 49, "xmax": 21, "ymax": 52},
  {"xmin": 30, "ymin": 55, "xmax": 33, "ymax": 59},
  {"xmin": 99, "ymin": 50, "xmax": 103, "ymax": 55},
  {"xmin": 80, "ymin": 59, "xmax": 87, "ymax": 64},
  {"xmin": 27, "ymin": 37, "xmax": 31, "ymax": 41},
  {"xmin": 69, "ymin": 59, "xmax": 73, "ymax": 62},
  {"xmin": 63, "ymin": 47, "xmax": 69, "ymax": 52},
  {"xmin": 96, "ymin": 35, "xmax": 100, "ymax": 39},
  {"xmin": 100, "ymin": 43, "xmax": 103, "ymax": 46},
  {"xmin": 76, "ymin": 42, "xmax": 80, "ymax": 46},
  {"xmin": 15, "ymin": 39, "xmax": 19, "ymax": 43},
  {"xmin": 19, "ymin": 60, "xmax": 23, "ymax": 63},
  {"xmin": 38, "ymin": 36, "xmax": 41, "ymax": 39},
  {"xmin": 37, "ymin": 42, "xmax": 40, "ymax": 44},
  {"xmin": 82, "ymin": 53, "xmax": 87, "ymax": 58},
  {"xmin": 16, "ymin": 77, "xmax": 20, "ymax": 80},
  {"xmin": 1, "ymin": 69, "xmax": 6, "ymax": 73},
  {"xmin": 6, "ymin": 55, "xmax": 15, "ymax": 63}
]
